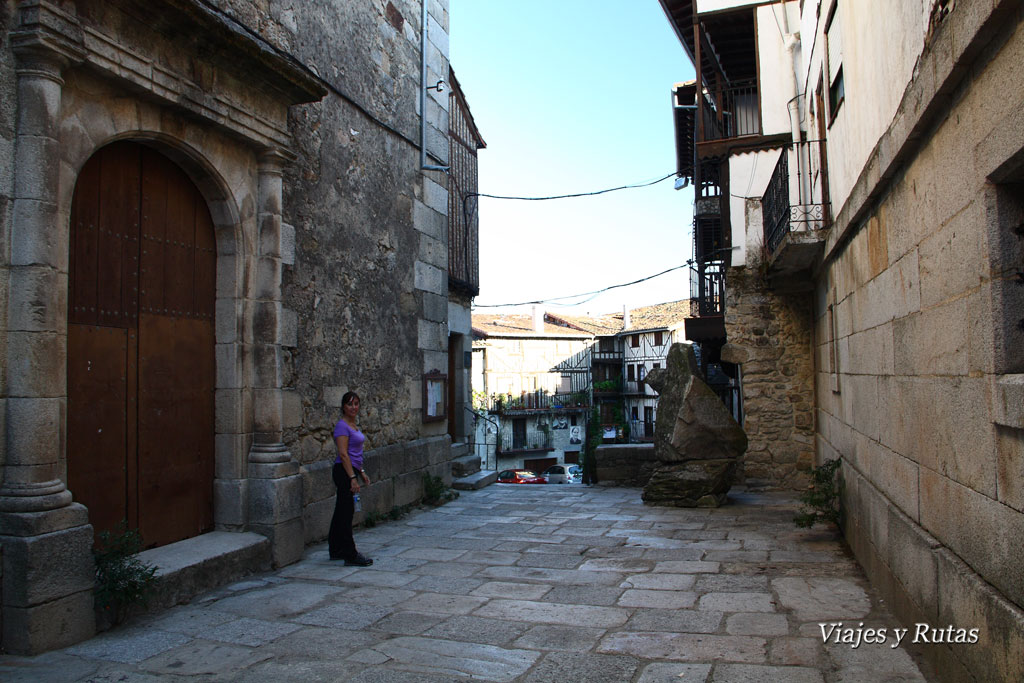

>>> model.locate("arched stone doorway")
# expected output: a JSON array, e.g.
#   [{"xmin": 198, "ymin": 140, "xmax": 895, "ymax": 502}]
[{"xmin": 66, "ymin": 141, "xmax": 216, "ymax": 548}]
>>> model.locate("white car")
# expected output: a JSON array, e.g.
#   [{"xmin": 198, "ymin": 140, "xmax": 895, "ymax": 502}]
[{"xmin": 542, "ymin": 465, "xmax": 570, "ymax": 484}]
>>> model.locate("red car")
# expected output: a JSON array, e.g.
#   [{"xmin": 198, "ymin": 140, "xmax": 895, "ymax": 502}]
[{"xmin": 496, "ymin": 469, "xmax": 547, "ymax": 484}]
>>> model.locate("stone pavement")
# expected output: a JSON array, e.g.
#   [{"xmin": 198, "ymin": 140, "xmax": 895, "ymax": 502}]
[{"xmin": 0, "ymin": 485, "xmax": 936, "ymax": 682}]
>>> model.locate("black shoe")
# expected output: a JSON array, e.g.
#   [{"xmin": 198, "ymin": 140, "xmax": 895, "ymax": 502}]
[{"xmin": 344, "ymin": 553, "xmax": 373, "ymax": 567}]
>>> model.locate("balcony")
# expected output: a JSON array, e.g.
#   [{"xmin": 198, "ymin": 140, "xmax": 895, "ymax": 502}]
[
  {"xmin": 762, "ymin": 140, "xmax": 831, "ymax": 287},
  {"xmin": 484, "ymin": 391, "xmax": 589, "ymax": 414},
  {"xmin": 591, "ymin": 350, "xmax": 623, "ymax": 364}
]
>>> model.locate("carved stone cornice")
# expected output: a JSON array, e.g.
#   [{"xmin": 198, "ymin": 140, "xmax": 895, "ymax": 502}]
[{"xmin": 10, "ymin": 0, "xmax": 328, "ymax": 151}]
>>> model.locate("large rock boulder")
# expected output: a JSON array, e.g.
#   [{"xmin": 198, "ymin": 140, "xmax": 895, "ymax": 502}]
[{"xmin": 643, "ymin": 343, "xmax": 747, "ymax": 507}]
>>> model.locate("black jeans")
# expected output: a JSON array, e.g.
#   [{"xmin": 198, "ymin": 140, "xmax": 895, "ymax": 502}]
[{"xmin": 328, "ymin": 463, "xmax": 360, "ymax": 559}]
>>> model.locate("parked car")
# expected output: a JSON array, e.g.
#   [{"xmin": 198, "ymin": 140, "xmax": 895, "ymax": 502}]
[
  {"xmin": 567, "ymin": 465, "xmax": 583, "ymax": 483},
  {"xmin": 542, "ymin": 465, "xmax": 571, "ymax": 484},
  {"xmin": 496, "ymin": 469, "xmax": 547, "ymax": 484}
]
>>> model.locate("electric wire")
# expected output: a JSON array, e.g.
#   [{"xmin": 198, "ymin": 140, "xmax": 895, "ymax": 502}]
[
  {"xmin": 468, "ymin": 172, "xmax": 676, "ymax": 202},
  {"xmin": 473, "ymin": 262, "xmax": 695, "ymax": 309}
]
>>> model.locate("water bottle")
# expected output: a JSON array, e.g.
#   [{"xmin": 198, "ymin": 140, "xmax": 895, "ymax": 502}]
[{"xmin": 353, "ymin": 493, "xmax": 361, "ymax": 512}]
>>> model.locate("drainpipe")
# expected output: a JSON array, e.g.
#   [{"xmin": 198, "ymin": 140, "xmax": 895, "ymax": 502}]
[
  {"xmin": 779, "ymin": 1, "xmax": 808, "ymax": 224},
  {"xmin": 421, "ymin": 0, "xmax": 449, "ymax": 172}
]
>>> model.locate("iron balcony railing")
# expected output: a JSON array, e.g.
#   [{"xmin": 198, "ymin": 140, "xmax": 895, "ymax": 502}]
[
  {"xmin": 700, "ymin": 80, "xmax": 761, "ymax": 142},
  {"xmin": 762, "ymin": 140, "xmax": 831, "ymax": 254},
  {"xmin": 690, "ymin": 258, "xmax": 726, "ymax": 317},
  {"xmin": 484, "ymin": 391, "xmax": 589, "ymax": 413}
]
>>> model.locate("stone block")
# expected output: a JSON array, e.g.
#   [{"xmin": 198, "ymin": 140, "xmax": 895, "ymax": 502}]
[
  {"xmin": 216, "ymin": 343, "xmax": 244, "ymax": 389},
  {"xmin": 422, "ymin": 291, "xmax": 447, "ymax": 323},
  {"xmin": 394, "ymin": 470, "xmax": 423, "ymax": 508},
  {"xmin": 935, "ymin": 548, "xmax": 1024, "ymax": 683},
  {"xmin": 1, "ymin": 589, "xmax": 95, "ymax": 655},
  {"xmin": 247, "ymin": 472, "xmax": 302, "ymax": 527},
  {"xmin": 250, "ymin": 516, "xmax": 303, "ymax": 568},
  {"xmin": 213, "ymin": 478, "xmax": 248, "ymax": 526},
  {"xmin": 279, "ymin": 308, "xmax": 298, "ymax": 348},
  {"xmin": 303, "ymin": 496, "xmax": 333, "ymax": 545},
  {"xmin": 893, "ymin": 298, "xmax": 968, "ymax": 377},
  {"xmin": 14, "ymin": 136, "xmax": 61, "ymax": 203},
  {"xmin": 0, "ymin": 524, "xmax": 95, "ymax": 606},
  {"xmin": 6, "ymin": 331, "xmax": 66, "ymax": 397},
  {"xmin": 215, "ymin": 433, "xmax": 250, "ymax": 480},
  {"xmin": 7, "ymin": 266, "xmax": 66, "ymax": 332},
  {"xmin": 414, "ymin": 260, "xmax": 445, "ymax": 295},
  {"xmin": 253, "ymin": 257, "xmax": 282, "ymax": 301},
  {"xmin": 216, "ymin": 300, "xmax": 240, "ymax": 344},
  {"xmin": 5, "ymin": 397, "xmax": 61, "ymax": 466},
  {"xmin": 280, "ymin": 222, "xmax": 295, "ymax": 265},
  {"xmin": 920, "ymin": 467, "xmax": 1024, "ymax": 606},
  {"xmin": 215, "ymin": 389, "xmax": 253, "ymax": 435},
  {"xmin": 885, "ymin": 503, "xmax": 940, "ymax": 622},
  {"xmin": 252, "ymin": 388, "xmax": 283, "ymax": 433},
  {"xmin": 300, "ymin": 459, "xmax": 335, "ymax": 505},
  {"xmin": 421, "ymin": 175, "xmax": 448, "ymax": 215},
  {"xmin": 417, "ymin": 319, "xmax": 446, "ymax": 352},
  {"xmin": 995, "ymin": 425, "xmax": 1024, "ymax": 513},
  {"xmin": 413, "ymin": 199, "xmax": 446, "ymax": 241},
  {"xmin": 993, "ymin": 374, "xmax": 1024, "ymax": 429},
  {"xmin": 0, "ymin": 502, "xmax": 89, "ymax": 538}
]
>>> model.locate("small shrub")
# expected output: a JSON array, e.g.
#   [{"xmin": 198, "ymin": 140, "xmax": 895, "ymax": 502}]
[
  {"xmin": 93, "ymin": 523, "xmax": 158, "ymax": 624},
  {"xmin": 362, "ymin": 510, "xmax": 383, "ymax": 528},
  {"xmin": 794, "ymin": 458, "xmax": 843, "ymax": 529},
  {"xmin": 422, "ymin": 473, "xmax": 458, "ymax": 506}
]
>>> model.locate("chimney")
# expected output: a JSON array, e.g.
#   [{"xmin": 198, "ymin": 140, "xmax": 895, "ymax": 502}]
[
  {"xmin": 623, "ymin": 305, "xmax": 631, "ymax": 330},
  {"xmin": 532, "ymin": 306, "xmax": 544, "ymax": 333}
]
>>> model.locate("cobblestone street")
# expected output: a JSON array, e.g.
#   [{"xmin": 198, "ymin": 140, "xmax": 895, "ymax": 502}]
[{"xmin": 0, "ymin": 485, "xmax": 934, "ymax": 682}]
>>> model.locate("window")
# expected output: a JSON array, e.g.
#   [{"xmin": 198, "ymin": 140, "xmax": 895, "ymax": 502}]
[
  {"xmin": 654, "ymin": 331, "xmax": 663, "ymax": 346},
  {"xmin": 828, "ymin": 288, "xmax": 841, "ymax": 393},
  {"xmin": 627, "ymin": 365, "xmax": 635, "ymax": 382},
  {"xmin": 990, "ymin": 178, "xmax": 1024, "ymax": 374},
  {"xmin": 631, "ymin": 406, "xmax": 639, "ymax": 420},
  {"xmin": 512, "ymin": 419, "xmax": 527, "ymax": 449},
  {"xmin": 631, "ymin": 334, "xmax": 639, "ymax": 348},
  {"xmin": 599, "ymin": 336, "xmax": 615, "ymax": 352},
  {"xmin": 825, "ymin": 5, "xmax": 844, "ymax": 121}
]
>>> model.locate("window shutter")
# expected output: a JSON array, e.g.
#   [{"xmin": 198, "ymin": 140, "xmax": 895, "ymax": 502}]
[{"xmin": 827, "ymin": 10, "xmax": 843, "ymax": 85}]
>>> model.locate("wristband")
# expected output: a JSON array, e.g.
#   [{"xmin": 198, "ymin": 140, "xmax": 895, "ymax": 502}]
[{"xmin": 350, "ymin": 475, "xmax": 357, "ymax": 480}]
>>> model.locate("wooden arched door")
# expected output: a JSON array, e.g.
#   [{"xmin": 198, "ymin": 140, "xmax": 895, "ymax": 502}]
[{"xmin": 67, "ymin": 141, "xmax": 216, "ymax": 548}]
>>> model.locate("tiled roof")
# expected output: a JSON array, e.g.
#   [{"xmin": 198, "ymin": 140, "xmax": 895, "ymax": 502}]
[
  {"xmin": 471, "ymin": 314, "xmax": 594, "ymax": 338},
  {"xmin": 621, "ymin": 299, "xmax": 694, "ymax": 333},
  {"xmin": 473, "ymin": 300, "xmax": 693, "ymax": 338},
  {"xmin": 545, "ymin": 313, "xmax": 623, "ymax": 336}
]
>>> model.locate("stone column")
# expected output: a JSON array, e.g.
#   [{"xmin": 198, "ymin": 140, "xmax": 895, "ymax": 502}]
[
  {"xmin": 0, "ymin": 40, "xmax": 95, "ymax": 653},
  {"xmin": 246, "ymin": 149, "xmax": 303, "ymax": 567}
]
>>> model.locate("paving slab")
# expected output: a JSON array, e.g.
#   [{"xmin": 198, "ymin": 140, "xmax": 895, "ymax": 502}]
[{"xmin": 0, "ymin": 485, "xmax": 935, "ymax": 683}]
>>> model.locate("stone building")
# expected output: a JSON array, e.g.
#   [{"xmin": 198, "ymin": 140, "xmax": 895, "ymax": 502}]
[
  {"xmin": 0, "ymin": 0, "xmax": 477, "ymax": 654},
  {"xmin": 662, "ymin": 0, "xmax": 1023, "ymax": 679}
]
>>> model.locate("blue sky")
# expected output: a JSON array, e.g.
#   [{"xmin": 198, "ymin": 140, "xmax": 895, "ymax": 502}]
[{"xmin": 450, "ymin": 1, "xmax": 696, "ymax": 316}]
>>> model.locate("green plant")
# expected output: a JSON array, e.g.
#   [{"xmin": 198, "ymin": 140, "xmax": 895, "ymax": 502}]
[
  {"xmin": 794, "ymin": 458, "xmax": 843, "ymax": 529},
  {"xmin": 422, "ymin": 472, "xmax": 458, "ymax": 506},
  {"xmin": 363, "ymin": 510, "xmax": 384, "ymax": 528},
  {"xmin": 93, "ymin": 523, "xmax": 158, "ymax": 624}
]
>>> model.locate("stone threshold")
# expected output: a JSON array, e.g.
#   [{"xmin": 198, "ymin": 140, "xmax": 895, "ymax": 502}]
[{"xmin": 136, "ymin": 531, "xmax": 272, "ymax": 614}]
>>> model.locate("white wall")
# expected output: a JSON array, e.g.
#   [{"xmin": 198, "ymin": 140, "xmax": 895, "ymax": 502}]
[
  {"xmin": 756, "ymin": 2, "xmax": 802, "ymax": 138},
  {"xmin": 727, "ymin": 148, "xmax": 783, "ymax": 267},
  {"xmin": 802, "ymin": 0, "xmax": 931, "ymax": 215}
]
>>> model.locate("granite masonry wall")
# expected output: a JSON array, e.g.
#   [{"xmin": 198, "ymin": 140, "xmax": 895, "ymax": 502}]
[
  {"xmin": 723, "ymin": 267, "xmax": 815, "ymax": 489},
  {"xmin": 810, "ymin": 4, "xmax": 1024, "ymax": 680}
]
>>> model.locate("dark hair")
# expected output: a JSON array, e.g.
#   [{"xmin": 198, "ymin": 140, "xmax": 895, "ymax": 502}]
[{"xmin": 341, "ymin": 391, "xmax": 360, "ymax": 407}]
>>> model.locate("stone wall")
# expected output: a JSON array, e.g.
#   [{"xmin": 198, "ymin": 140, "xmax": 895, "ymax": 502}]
[
  {"xmin": 723, "ymin": 267, "xmax": 814, "ymax": 489},
  {"xmin": 593, "ymin": 443, "xmax": 656, "ymax": 487},
  {"xmin": 302, "ymin": 434, "xmax": 451, "ymax": 544},
  {"xmin": 197, "ymin": 0, "xmax": 454, "ymax": 465},
  {"xmin": 810, "ymin": 4, "xmax": 1024, "ymax": 680}
]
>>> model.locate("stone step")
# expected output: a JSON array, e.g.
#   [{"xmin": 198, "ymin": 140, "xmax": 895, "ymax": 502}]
[
  {"xmin": 137, "ymin": 531, "xmax": 272, "ymax": 615},
  {"xmin": 452, "ymin": 469, "xmax": 497, "ymax": 490},
  {"xmin": 451, "ymin": 453, "xmax": 482, "ymax": 478},
  {"xmin": 450, "ymin": 442, "xmax": 469, "ymax": 459}
]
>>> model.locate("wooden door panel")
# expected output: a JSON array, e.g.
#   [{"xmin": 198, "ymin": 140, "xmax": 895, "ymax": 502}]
[
  {"xmin": 66, "ymin": 324, "xmax": 129, "ymax": 538},
  {"xmin": 137, "ymin": 314, "xmax": 215, "ymax": 547}
]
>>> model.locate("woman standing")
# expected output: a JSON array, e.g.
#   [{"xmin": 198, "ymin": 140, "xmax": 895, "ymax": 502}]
[{"xmin": 328, "ymin": 391, "xmax": 373, "ymax": 565}]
